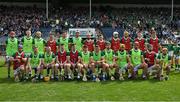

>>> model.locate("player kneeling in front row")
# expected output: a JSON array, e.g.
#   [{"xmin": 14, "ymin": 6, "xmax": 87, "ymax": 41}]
[
  {"xmin": 104, "ymin": 42, "xmax": 117, "ymax": 81},
  {"xmin": 55, "ymin": 44, "xmax": 68, "ymax": 80},
  {"xmin": 40, "ymin": 47, "xmax": 56, "ymax": 80},
  {"xmin": 28, "ymin": 46, "xmax": 42, "ymax": 81},
  {"xmin": 66, "ymin": 44, "xmax": 83, "ymax": 80},
  {"xmin": 115, "ymin": 44, "xmax": 132, "ymax": 80},
  {"xmin": 11, "ymin": 45, "xmax": 27, "ymax": 82},
  {"xmin": 80, "ymin": 45, "xmax": 91, "ymax": 81},
  {"xmin": 144, "ymin": 44, "xmax": 161, "ymax": 80},
  {"xmin": 156, "ymin": 48, "xmax": 171, "ymax": 80},
  {"xmin": 129, "ymin": 42, "xmax": 148, "ymax": 79},
  {"xmin": 90, "ymin": 45, "xmax": 105, "ymax": 82}
]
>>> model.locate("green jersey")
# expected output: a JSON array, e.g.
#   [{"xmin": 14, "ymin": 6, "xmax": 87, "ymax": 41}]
[
  {"xmin": 173, "ymin": 45, "xmax": 180, "ymax": 55},
  {"xmin": 73, "ymin": 37, "xmax": 82, "ymax": 51},
  {"xmin": 30, "ymin": 53, "xmax": 41, "ymax": 68},
  {"xmin": 91, "ymin": 51, "xmax": 104, "ymax": 61},
  {"xmin": 34, "ymin": 38, "xmax": 45, "ymax": 54},
  {"xmin": 43, "ymin": 52, "xmax": 55, "ymax": 64},
  {"xmin": 59, "ymin": 37, "xmax": 69, "ymax": 51},
  {"xmin": 130, "ymin": 49, "xmax": 142, "ymax": 66},
  {"xmin": 22, "ymin": 36, "xmax": 33, "ymax": 53},
  {"xmin": 104, "ymin": 49, "xmax": 114, "ymax": 63},
  {"xmin": 81, "ymin": 51, "xmax": 90, "ymax": 64},
  {"xmin": 157, "ymin": 53, "xmax": 171, "ymax": 65},
  {"xmin": 117, "ymin": 50, "xmax": 128, "ymax": 67},
  {"xmin": 6, "ymin": 38, "xmax": 18, "ymax": 56}
]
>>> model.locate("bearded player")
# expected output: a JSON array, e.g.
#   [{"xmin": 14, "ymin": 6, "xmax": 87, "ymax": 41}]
[
  {"xmin": 5, "ymin": 31, "xmax": 19, "ymax": 78},
  {"xmin": 90, "ymin": 45, "xmax": 105, "ymax": 82},
  {"xmin": 129, "ymin": 42, "xmax": 148, "ymax": 79}
]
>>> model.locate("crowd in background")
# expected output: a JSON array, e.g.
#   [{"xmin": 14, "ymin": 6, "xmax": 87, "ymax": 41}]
[{"xmin": 0, "ymin": 5, "xmax": 180, "ymax": 43}]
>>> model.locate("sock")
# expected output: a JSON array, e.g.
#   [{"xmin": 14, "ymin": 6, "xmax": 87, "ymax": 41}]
[
  {"xmin": 111, "ymin": 68, "xmax": 115, "ymax": 76},
  {"xmin": 83, "ymin": 69, "xmax": 86, "ymax": 76},
  {"xmin": 47, "ymin": 68, "xmax": 50, "ymax": 76},
  {"xmin": 61, "ymin": 69, "xmax": 65, "ymax": 76}
]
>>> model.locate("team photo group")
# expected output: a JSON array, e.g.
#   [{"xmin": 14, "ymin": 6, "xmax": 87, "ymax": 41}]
[{"xmin": 5, "ymin": 28, "xmax": 180, "ymax": 82}]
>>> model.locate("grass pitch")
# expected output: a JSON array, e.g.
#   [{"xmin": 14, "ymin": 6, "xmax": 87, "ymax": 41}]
[{"xmin": 0, "ymin": 58, "xmax": 180, "ymax": 101}]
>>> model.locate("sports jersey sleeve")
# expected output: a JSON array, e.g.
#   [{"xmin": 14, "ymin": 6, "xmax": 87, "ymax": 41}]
[
  {"xmin": 32, "ymin": 39, "xmax": 35, "ymax": 44},
  {"xmin": 90, "ymin": 52, "xmax": 93, "ymax": 57},
  {"xmin": 30, "ymin": 53, "xmax": 33, "ymax": 58},
  {"xmin": 66, "ymin": 52, "xmax": 70, "ymax": 56},
  {"xmin": 41, "ymin": 54, "xmax": 45, "ymax": 58},
  {"xmin": 101, "ymin": 51, "xmax": 105, "ymax": 56},
  {"xmin": 5, "ymin": 40, "xmax": 8, "ymax": 44},
  {"xmin": 21, "ymin": 38, "xmax": 24, "ymax": 43},
  {"xmin": 78, "ymin": 52, "xmax": 82, "ymax": 57}
]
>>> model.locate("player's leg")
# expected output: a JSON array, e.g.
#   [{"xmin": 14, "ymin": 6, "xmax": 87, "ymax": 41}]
[
  {"xmin": 66, "ymin": 63, "xmax": 72, "ymax": 79},
  {"xmin": 82, "ymin": 63, "xmax": 88, "ymax": 81},
  {"xmin": 90, "ymin": 62, "xmax": 96, "ymax": 81},
  {"xmin": 77, "ymin": 63, "xmax": 83, "ymax": 79},
  {"xmin": 140, "ymin": 62, "xmax": 148, "ymax": 79},
  {"xmin": 102, "ymin": 63, "xmax": 108, "ymax": 81},
  {"xmin": 108, "ymin": 63, "xmax": 116, "ymax": 80},
  {"xmin": 6, "ymin": 56, "xmax": 11, "ymax": 78}
]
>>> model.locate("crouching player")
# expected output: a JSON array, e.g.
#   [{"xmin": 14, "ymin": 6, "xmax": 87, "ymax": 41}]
[
  {"xmin": 115, "ymin": 44, "xmax": 132, "ymax": 80},
  {"xmin": 41, "ymin": 47, "xmax": 56, "ymax": 80},
  {"xmin": 90, "ymin": 45, "xmax": 105, "ymax": 82},
  {"xmin": 80, "ymin": 45, "xmax": 91, "ymax": 81},
  {"xmin": 55, "ymin": 44, "xmax": 68, "ymax": 80},
  {"xmin": 66, "ymin": 44, "xmax": 82, "ymax": 80},
  {"xmin": 144, "ymin": 44, "xmax": 161, "ymax": 79},
  {"xmin": 28, "ymin": 46, "xmax": 42, "ymax": 80},
  {"xmin": 11, "ymin": 45, "xmax": 27, "ymax": 82},
  {"xmin": 104, "ymin": 42, "xmax": 117, "ymax": 81},
  {"xmin": 157, "ymin": 48, "xmax": 171, "ymax": 80},
  {"xmin": 129, "ymin": 42, "xmax": 148, "ymax": 79}
]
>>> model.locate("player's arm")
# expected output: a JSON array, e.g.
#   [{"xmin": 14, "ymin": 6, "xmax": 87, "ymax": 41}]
[
  {"xmin": 77, "ymin": 52, "xmax": 82, "ymax": 63},
  {"xmin": 99, "ymin": 51, "xmax": 105, "ymax": 63},
  {"xmin": 141, "ymin": 52, "xmax": 145, "ymax": 64},
  {"xmin": 51, "ymin": 53, "xmax": 55, "ymax": 64},
  {"xmin": 90, "ymin": 52, "xmax": 94, "ymax": 63}
]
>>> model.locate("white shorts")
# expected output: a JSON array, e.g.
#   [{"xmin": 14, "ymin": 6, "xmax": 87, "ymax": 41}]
[
  {"xmin": 168, "ymin": 51, "xmax": 174, "ymax": 57},
  {"xmin": 14, "ymin": 68, "xmax": 20, "ymax": 76},
  {"xmin": 134, "ymin": 64, "xmax": 141, "ymax": 72}
]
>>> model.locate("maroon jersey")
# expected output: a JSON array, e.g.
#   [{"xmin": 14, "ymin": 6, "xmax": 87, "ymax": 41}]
[
  {"xmin": 145, "ymin": 51, "xmax": 156, "ymax": 65},
  {"xmin": 135, "ymin": 38, "xmax": 145, "ymax": 51},
  {"xmin": 13, "ymin": 52, "xmax": 25, "ymax": 70},
  {"xmin": 57, "ymin": 51, "xmax": 67, "ymax": 63},
  {"xmin": 149, "ymin": 38, "xmax": 159, "ymax": 53},
  {"xmin": 70, "ymin": 51, "xmax": 79, "ymax": 64},
  {"xmin": 96, "ymin": 40, "xmax": 105, "ymax": 51},
  {"xmin": 84, "ymin": 40, "xmax": 94, "ymax": 52},
  {"xmin": 121, "ymin": 37, "xmax": 131, "ymax": 52},
  {"xmin": 47, "ymin": 40, "xmax": 57, "ymax": 54},
  {"xmin": 111, "ymin": 37, "xmax": 120, "ymax": 52}
]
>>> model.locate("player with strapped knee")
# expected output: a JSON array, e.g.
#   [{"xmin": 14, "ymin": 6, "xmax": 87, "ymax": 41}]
[
  {"xmin": 41, "ymin": 47, "xmax": 56, "ymax": 80},
  {"xmin": 144, "ymin": 44, "xmax": 161, "ymax": 79},
  {"xmin": 104, "ymin": 41, "xmax": 116, "ymax": 81},
  {"xmin": 11, "ymin": 45, "xmax": 27, "ymax": 82},
  {"xmin": 115, "ymin": 44, "xmax": 132, "ymax": 80},
  {"xmin": 5, "ymin": 31, "xmax": 19, "ymax": 78},
  {"xmin": 67, "ymin": 44, "xmax": 82, "ymax": 80},
  {"xmin": 156, "ymin": 48, "xmax": 172, "ymax": 80},
  {"xmin": 80, "ymin": 45, "xmax": 91, "ymax": 81},
  {"xmin": 55, "ymin": 44, "xmax": 68, "ymax": 80},
  {"xmin": 129, "ymin": 41, "xmax": 148, "ymax": 79},
  {"xmin": 28, "ymin": 46, "xmax": 43, "ymax": 80},
  {"xmin": 90, "ymin": 45, "xmax": 105, "ymax": 82}
]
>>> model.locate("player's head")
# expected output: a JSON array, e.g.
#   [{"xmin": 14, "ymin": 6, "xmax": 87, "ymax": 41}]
[
  {"xmin": 124, "ymin": 31, "xmax": 129, "ymax": 38},
  {"xmin": 83, "ymin": 45, "xmax": 88, "ymax": 52},
  {"xmin": 26, "ymin": 30, "xmax": 31, "ymax": 37},
  {"xmin": 36, "ymin": 31, "xmax": 42, "ymax": 38},
  {"xmin": 18, "ymin": 45, "xmax": 23, "ymax": 52},
  {"xmin": 9, "ymin": 31, "xmax": 16, "ymax": 38},
  {"xmin": 46, "ymin": 46, "xmax": 51, "ymax": 53},
  {"xmin": 60, "ymin": 44, "xmax": 64, "ymax": 51},
  {"xmin": 162, "ymin": 48, "xmax": 168, "ymax": 55},
  {"xmin": 75, "ymin": 31, "xmax": 80, "ymax": 37},
  {"xmin": 49, "ymin": 34, "xmax": 54, "ymax": 40},
  {"xmin": 106, "ymin": 41, "xmax": 111, "ymax": 49},
  {"xmin": 71, "ymin": 44, "xmax": 76, "ymax": 51},
  {"xmin": 95, "ymin": 45, "xmax": 100, "ymax": 52},
  {"xmin": 151, "ymin": 30, "xmax": 156, "ymax": 38},
  {"xmin": 147, "ymin": 44, "xmax": 153, "ymax": 51},
  {"xmin": 120, "ymin": 44, "xmax": 125, "ymax": 51},
  {"xmin": 137, "ymin": 31, "xmax": 142, "ymax": 38},
  {"xmin": 134, "ymin": 41, "xmax": 139, "ymax": 49},
  {"xmin": 33, "ymin": 46, "xmax": 38, "ymax": 53},
  {"xmin": 62, "ymin": 31, "xmax": 67, "ymax": 38},
  {"xmin": 113, "ymin": 32, "xmax": 119, "ymax": 38},
  {"xmin": 87, "ymin": 33, "xmax": 91, "ymax": 39},
  {"xmin": 99, "ymin": 35, "xmax": 103, "ymax": 40}
]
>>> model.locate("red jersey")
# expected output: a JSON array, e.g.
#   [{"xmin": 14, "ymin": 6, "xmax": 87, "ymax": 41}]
[
  {"xmin": 111, "ymin": 37, "xmax": 120, "ymax": 52},
  {"xmin": 13, "ymin": 52, "xmax": 25, "ymax": 70},
  {"xmin": 70, "ymin": 51, "xmax": 79, "ymax": 63},
  {"xmin": 84, "ymin": 40, "xmax": 94, "ymax": 52},
  {"xmin": 96, "ymin": 40, "xmax": 105, "ymax": 51},
  {"xmin": 57, "ymin": 51, "xmax": 67, "ymax": 63},
  {"xmin": 135, "ymin": 38, "xmax": 145, "ymax": 51},
  {"xmin": 149, "ymin": 37, "xmax": 159, "ymax": 53},
  {"xmin": 145, "ymin": 51, "xmax": 156, "ymax": 65},
  {"xmin": 121, "ymin": 37, "xmax": 131, "ymax": 52},
  {"xmin": 47, "ymin": 40, "xmax": 57, "ymax": 54}
]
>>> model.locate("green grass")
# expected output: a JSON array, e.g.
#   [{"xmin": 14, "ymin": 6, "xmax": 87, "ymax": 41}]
[{"xmin": 0, "ymin": 59, "xmax": 180, "ymax": 101}]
